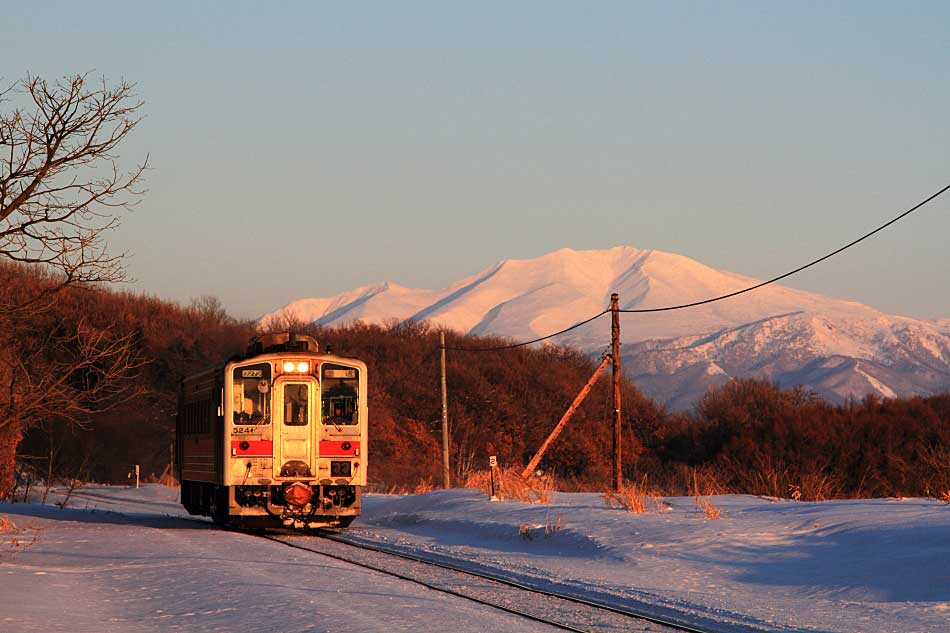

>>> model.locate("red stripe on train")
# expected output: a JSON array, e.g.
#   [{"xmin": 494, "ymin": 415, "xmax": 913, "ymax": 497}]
[
  {"xmin": 230, "ymin": 440, "xmax": 273, "ymax": 457},
  {"xmin": 319, "ymin": 440, "xmax": 360, "ymax": 457}
]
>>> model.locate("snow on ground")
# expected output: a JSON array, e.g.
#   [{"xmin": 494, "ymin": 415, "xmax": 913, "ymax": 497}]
[
  {"xmin": 2, "ymin": 486, "xmax": 950, "ymax": 632},
  {"xmin": 353, "ymin": 491, "xmax": 950, "ymax": 633},
  {"xmin": 0, "ymin": 486, "xmax": 559, "ymax": 633}
]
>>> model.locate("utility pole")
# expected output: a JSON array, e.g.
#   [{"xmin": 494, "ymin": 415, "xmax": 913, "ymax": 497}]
[
  {"xmin": 611, "ymin": 293, "xmax": 622, "ymax": 491},
  {"xmin": 440, "ymin": 331, "xmax": 451, "ymax": 489}
]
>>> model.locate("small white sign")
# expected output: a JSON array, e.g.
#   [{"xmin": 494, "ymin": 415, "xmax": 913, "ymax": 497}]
[{"xmin": 489, "ymin": 455, "xmax": 497, "ymax": 467}]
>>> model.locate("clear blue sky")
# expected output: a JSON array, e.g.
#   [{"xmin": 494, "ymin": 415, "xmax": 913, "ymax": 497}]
[{"xmin": 6, "ymin": 2, "xmax": 949, "ymax": 319}]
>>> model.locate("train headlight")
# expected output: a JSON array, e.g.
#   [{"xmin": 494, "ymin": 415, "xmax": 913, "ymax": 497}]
[
  {"xmin": 296, "ymin": 361, "xmax": 309, "ymax": 373},
  {"xmin": 282, "ymin": 361, "xmax": 296, "ymax": 372},
  {"xmin": 281, "ymin": 361, "xmax": 311, "ymax": 373}
]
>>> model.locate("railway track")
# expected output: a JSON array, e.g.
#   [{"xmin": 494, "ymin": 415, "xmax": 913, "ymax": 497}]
[
  {"xmin": 47, "ymin": 489, "xmax": 811, "ymax": 632},
  {"xmin": 258, "ymin": 530, "xmax": 778, "ymax": 633}
]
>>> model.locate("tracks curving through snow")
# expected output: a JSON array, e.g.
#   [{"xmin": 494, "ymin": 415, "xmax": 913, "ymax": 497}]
[{"xmin": 256, "ymin": 530, "xmax": 751, "ymax": 633}]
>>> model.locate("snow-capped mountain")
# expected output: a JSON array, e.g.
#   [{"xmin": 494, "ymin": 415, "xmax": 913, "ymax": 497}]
[{"xmin": 262, "ymin": 246, "xmax": 950, "ymax": 409}]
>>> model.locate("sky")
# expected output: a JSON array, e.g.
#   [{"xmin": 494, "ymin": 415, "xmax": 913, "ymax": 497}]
[{"xmin": 4, "ymin": 1, "xmax": 949, "ymax": 319}]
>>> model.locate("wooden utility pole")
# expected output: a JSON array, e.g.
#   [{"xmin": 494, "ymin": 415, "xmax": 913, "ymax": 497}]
[
  {"xmin": 611, "ymin": 292, "xmax": 622, "ymax": 491},
  {"xmin": 169, "ymin": 441, "xmax": 176, "ymax": 486},
  {"xmin": 521, "ymin": 355, "xmax": 611, "ymax": 479},
  {"xmin": 440, "ymin": 331, "xmax": 451, "ymax": 489}
]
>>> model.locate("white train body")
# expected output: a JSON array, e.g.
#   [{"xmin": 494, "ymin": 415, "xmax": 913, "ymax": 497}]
[{"xmin": 177, "ymin": 334, "xmax": 367, "ymax": 529}]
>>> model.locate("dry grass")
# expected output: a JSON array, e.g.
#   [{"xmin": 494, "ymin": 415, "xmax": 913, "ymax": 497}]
[
  {"xmin": 367, "ymin": 478, "xmax": 438, "ymax": 495},
  {"xmin": 690, "ymin": 469, "xmax": 724, "ymax": 520},
  {"xmin": 796, "ymin": 473, "xmax": 838, "ymax": 501},
  {"xmin": 602, "ymin": 475, "xmax": 663, "ymax": 514},
  {"xmin": 158, "ymin": 464, "xmax": 178, "ymax": 488},
  {"xmin": 464, "ymin": 468, "xmax": 557, "ymax": 504},
  {"xmin": 517, "ymin": 513, "xmax": 563, "ymax": 541},
  {"xmin": 695, "ymin": 496, "xmax": 722, "ymax": 520},
  {"xmin": 412, "ymin": 478, "xmax": 436, "ymax": 494},
  {"xmin": 463, "ymin": 469, "xmax": 492, "ymax": 492},
  {"xmin": 0, "ymin": 515, "xmax": 39, "ymax": 557}
]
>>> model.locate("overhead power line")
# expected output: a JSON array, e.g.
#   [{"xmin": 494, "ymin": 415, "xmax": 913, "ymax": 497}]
[
  {"xmin": 444, "ymin": 309, "xmax": 609, "ymax": 352},
  {"xmin": 619, "ymin": 181, "xmax": 950, "ymax": 314},
  {"xmin": 445, "ymin": 180, "xmax": 950, "ymax": 352}
]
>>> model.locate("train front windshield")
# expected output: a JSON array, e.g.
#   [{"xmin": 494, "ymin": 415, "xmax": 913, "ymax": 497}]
[
  {"xmin": 322, "ymin": 364, "xmax": 359, "ymax": 425},
  {"xmin": 233, "ymin": 363, "xmax": 271, "ymax": 424}
]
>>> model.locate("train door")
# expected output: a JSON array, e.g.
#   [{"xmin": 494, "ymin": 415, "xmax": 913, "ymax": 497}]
[{"xmin": 274, "ymin": 376, "xmax": 317, "ymax": 478}]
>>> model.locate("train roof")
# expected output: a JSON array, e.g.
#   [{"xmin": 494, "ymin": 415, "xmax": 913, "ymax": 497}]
[{"xmin": 180, "ymin": 333, "xmax": 365, "ymax": 384}]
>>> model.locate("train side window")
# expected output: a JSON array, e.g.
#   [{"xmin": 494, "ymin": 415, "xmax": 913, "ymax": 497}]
[
  {"xmin": 321, "ymin": 364, "xmax": 359, "ymax": 426},
  {"xmin": 233, "ymin": 363, "xmax": 272, "ymax": 425},
  {"xmin": 283, "ymin": 383, "xmax": 309, "ymax": 426}
]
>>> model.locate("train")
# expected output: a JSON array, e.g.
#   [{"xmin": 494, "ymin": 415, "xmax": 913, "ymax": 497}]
[{"xmin": 175, "ymin": 333, "xmax": 367, "ymax": 529}]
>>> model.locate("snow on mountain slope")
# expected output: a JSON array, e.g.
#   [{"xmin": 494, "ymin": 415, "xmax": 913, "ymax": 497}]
[
  {"xmin": 261, "ymin": 246, "xmax": 950, "ymax": 408},
  {"xmin": 626, "ymin": 311, "xmax": 950, "ymax": 408}
]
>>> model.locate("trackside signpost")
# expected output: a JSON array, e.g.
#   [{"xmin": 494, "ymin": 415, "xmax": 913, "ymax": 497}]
[{"xmin": 489, "ymin": 455, "xmax": 499, "ymax": 501}]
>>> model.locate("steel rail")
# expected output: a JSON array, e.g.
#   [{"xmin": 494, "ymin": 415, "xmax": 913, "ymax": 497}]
[
  {"xmin": 257, "ymin": 530, "xmax": 765, "ymax": 633},
  {"xmin": 312, "ymin": 530, "xmax": 740, "ymax": 633},
  {"xmin": 254, "ymin": 532, "xmax": 591, "ymax": 633}
]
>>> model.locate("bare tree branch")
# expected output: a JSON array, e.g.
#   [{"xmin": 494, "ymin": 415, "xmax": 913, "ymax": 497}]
[
  {"xmin": 0, "ymin": 73, "xmax": 147, "ymax": 496},
  {"xmin": 0, "ymin": 73, "xmax": 146, "ymax": 297},
  {"xmin": 0, "ymin": 318, "xmax": 145, "ymax": 433}
]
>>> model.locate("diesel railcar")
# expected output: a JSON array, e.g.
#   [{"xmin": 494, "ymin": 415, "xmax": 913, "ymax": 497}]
[{"xmin": 176, "ymin": 333, "xmax": 366, "ymax": 529}]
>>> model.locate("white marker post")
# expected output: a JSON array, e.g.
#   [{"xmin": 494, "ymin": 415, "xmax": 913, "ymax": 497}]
[
  {"xmin": 489, "ymin": 455, "xmax": 499, "ymax": 501},
  {"xmin": 134, "ymin": 464, "xmax": 140, "ymax": 489}
]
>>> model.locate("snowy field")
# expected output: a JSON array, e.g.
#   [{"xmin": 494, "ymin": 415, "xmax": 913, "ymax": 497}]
[{"xmin": 2, "ymin": 485, "xmax": 949, "ymax": 632}]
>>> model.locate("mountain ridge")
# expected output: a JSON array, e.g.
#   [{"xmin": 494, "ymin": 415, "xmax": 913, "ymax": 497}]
[{"xmin": 261, "ymin": 246, "xmax": 949, "ymax": 408}]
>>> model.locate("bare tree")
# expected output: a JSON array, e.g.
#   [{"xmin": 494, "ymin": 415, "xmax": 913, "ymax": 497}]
[
  {"xmin": 0, "ymin": 74, "xmax": 146, "ymax": 496},
  {"xmin": 0, "ymin": 73, "xmax": 146, "ymax": 310},
  {"xmin": 0, "ymin": 321, "xmax": 143, "ymax": 434}
]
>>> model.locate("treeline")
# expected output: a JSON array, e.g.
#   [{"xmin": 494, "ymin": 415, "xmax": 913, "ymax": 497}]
[
  {"xmin": 4, "ymin": 262, "xmax": 950, "ymax": 500},
  {"xmin": 4, "ymin": 262, "xmax": 251, "ymax": 489},
  {"xmin": 292, "ymin": 320, "xmax": 660, "ymax": 487},
  {"xmin": 646, "ymin": 381, "xmax": 950, "ymax": 499}
]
